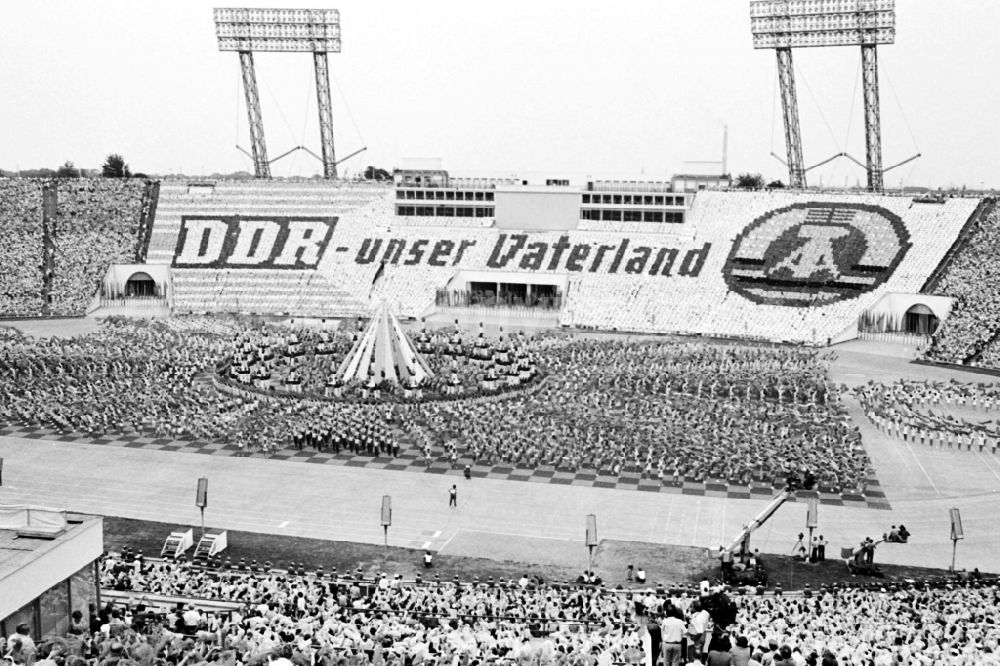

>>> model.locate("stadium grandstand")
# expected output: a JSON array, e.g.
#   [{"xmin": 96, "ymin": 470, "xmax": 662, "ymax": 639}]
[{"xmin": 6, "ymin": 2, "xmax": 1000, "ymax": 665}]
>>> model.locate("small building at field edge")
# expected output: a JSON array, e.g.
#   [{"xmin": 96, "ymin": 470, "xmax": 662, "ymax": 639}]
[{"xmin": 0, "ymin": 506, "xmax": 103, "ymax": 639}]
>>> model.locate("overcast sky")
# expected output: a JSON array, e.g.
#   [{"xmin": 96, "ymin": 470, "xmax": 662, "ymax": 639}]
[{"xmin": 1, "ymin": 1, "xmax": 998, "ymax": 188}]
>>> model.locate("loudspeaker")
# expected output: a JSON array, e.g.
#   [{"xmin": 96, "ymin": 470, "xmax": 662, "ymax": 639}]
[
  {"xmin": 585, "ymin": 514, "xmax": 598, "ymax": 547},
  {"xmin": 381, "ymin": 495, "xmax": 392, "ymax": 526},
  {"xmin": 806, "ymin": 497, "xmax": 819, "ymax": 528},
  {"xmin": 196, "ymin": 478, "xmax": 208, "ymax": 508},
  {"xmin": 950, "ymin": 508, "xmax": 963, "ymax": 539}
]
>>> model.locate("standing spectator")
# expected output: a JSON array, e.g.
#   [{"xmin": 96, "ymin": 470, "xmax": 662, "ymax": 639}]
[
  {"xmin": 706, "ymin": 636, "xmax": 734, "ymax": 666},
  {"xmin": 688, "ymin": 602, "xmax": 712, "ymax": 663},
  {"xmin": 660, "ymin": 608, "xmax": 686, "ymax": 666},
  {"xmin": 730, "ymin": 636, "xmax": 752, "ymax": 666},
  {"xmin": 5, "ymin": 623, "xmax": 36, "ymax": 666}
]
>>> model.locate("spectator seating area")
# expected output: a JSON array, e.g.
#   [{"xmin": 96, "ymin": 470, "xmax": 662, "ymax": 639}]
[
  {"xmin": 144, "ymin": 182, "xmax": 980, "ymax": 342},
  {"xmin": 0, "ymin": 178, "xmax": 149, "ymax": 318},
  {"xmin": 313, "ymin": 189, "xmax": 981, "ymax": 342},
  {"xmin": 172, "ymin": 269, "xmax": 365, "ymax": 317},
  {"xmin": 146, "ymin": 180, "xmax": 392, "ymax": 264},
  {"xmin": 83, "ymin": 552, "xmax": 1000, "ymax": 666},
  {"xmin": 925, "ymin": 201, "xmax": 1000, "ymax": 366},
  {"xmin": 561, "ymin": 193, "xmax": 976, "ymax": 343},
  {"xmin": 0, "ymin": 179, "xmax": 45, "ymax": 316},
  {"xmin": 49, "ymin": 180, "xmax": 148, "ymax": 316}
]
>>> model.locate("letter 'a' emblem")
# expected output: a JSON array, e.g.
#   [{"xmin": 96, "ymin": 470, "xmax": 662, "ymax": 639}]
[{"xmin": 723, "ymin": 203, "xmax": 910, "ymax": 306}]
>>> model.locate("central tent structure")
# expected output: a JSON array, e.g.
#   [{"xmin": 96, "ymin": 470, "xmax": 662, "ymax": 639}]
[{"xmin": 335, "ymin": 305, "xmax": 434, "ymax": 385}]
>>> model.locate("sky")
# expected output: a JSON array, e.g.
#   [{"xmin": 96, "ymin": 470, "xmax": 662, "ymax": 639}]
[{"xmin": 1, "ymin": 1, "xmax": 998, "ymax": 188}]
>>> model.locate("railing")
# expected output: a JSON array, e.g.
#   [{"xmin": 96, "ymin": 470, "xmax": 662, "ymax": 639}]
[
  {"xmin": 856, "ymin": 331, "xmax": 931, "ymax": 348},
  {"xmin": 435, "ymin": 290, "xmax": 564, "ymax": 310}
]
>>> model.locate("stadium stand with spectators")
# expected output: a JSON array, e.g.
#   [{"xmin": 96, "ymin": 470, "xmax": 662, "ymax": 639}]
[
  {"xmin": 80, "ymin": 551, "xmax": 1000, "ymax": 666},
  {"xmin": 924, "ymin": 200, "xmax": 1000, "ymax": 366},
  {"xmin": 0, "ymin": 178, "xmax": 149, "ymax": 318}
]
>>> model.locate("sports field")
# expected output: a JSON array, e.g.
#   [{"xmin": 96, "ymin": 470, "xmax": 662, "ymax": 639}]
[{"xmin": 1, "ymin": 324, "xmax": 997, "ymax": 578}]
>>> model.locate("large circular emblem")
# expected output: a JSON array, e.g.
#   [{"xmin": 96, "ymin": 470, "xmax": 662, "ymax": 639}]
[{"xmin": 723, "ymin": 202, "xmax": 911, "ymax": 306}]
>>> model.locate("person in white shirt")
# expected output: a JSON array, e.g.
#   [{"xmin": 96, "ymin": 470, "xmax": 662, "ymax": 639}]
[
  {"xmin": 660, "ymin": 609, "xmax": 687, "ymax": 666},
  {"xmin": 687, "ymin": 602, "xmax": 712, "ymax": 662}
]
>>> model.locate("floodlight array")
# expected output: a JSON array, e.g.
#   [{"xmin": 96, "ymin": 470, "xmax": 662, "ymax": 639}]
[
  {"xmin": 750, "ymin": 0, "xmax": 894, "ymax": 18},
  {"xmin": 752, "ymin": 28, "xmax": 893, "ymax": 48},
  {"xmin": 750, "ymin": 0, "xmax": 894, "ymax": 48},
  {"xmin": 214, "ymin": 7, "xmax": 341, "ymax": 52}
]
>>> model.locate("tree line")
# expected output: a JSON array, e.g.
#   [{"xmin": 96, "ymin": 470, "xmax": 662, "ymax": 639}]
[{"xmin": 1, "ymin": 154, "xmax": 139, "ymax": 179}]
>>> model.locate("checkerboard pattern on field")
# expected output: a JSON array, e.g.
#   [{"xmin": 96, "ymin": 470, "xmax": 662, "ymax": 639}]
[{"xmin": 0, "ymin": 422, "xmax": 889, "ymax": 510}]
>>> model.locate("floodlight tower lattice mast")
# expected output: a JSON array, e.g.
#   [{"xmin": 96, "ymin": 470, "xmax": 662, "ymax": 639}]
[
  {"xmin": 313, "ymin": 50, "xmax": 338, "ymax": 179},
  {"xmin": 749, "ymin": 0, "xmax": 896, "ymax": 192},
  {"xmin": 775, "ymin": 46, "xmax": 806, "ymax": 189},
  {"xmin": 859, "ymin": 4, "xmax": 886, "ymax": 192},
  {"xmin": 214, "ymin": 8, "xmax": 343, "ymax": 180},
  {"xmin": 238, "ymin": 50, "xmax": 270, "ymax": 179}
]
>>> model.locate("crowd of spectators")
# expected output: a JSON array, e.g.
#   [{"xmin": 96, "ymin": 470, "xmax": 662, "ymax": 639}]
[
  {"xmin": 49, "ymin": 180, "xmax": 148, "ymax": 316},
  {"xmin": 0, "ymin": 179, "xmax": 45, "ymax": 315},
  {"xmin": 926, "ymin": 202, "xmax": 1000, "ymax": 366},
  {"xmin": 0, "ymin": 178, "xmax": 149, "ymax": 318},
  {"xmin": 58, "ymin": 553, "xmax": 1000, "ymax": 666}
]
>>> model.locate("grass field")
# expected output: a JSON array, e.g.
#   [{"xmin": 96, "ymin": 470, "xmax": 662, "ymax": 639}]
[{"xmin": 103, "ymin": 516, "xmax": 972, "ymax": 590}]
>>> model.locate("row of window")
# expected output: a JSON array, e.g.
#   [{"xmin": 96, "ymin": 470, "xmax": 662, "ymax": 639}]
[
  {"xmin": 396, "ymin": 206, "xmax": 495, "ymax": 218},
  {"xmin": 397, "ymin": 189, "xmax": 495, "ymax": 202},
  {"xmin": 582, "ymin": 194, "xmax": 686, "ymax": 206},
  {"xmin": 580, "ymin": 210, "xmax": 685, "ymax": 223}
]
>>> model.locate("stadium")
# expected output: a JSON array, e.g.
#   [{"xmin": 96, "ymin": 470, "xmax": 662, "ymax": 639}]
[{"xmin": 2, "ymin": 2, "xmax": 1000, "ymax": 665}]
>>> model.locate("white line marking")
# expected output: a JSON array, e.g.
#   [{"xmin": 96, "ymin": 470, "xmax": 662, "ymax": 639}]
[
  {"xmin": 719, "ymin": 496, "xmax": 727, "ymax": 546},
  {"xmin": 437, "ymin": 532, "xmax": 457, "ymax": 553},
  {"xmin": 975, "ymin": 451, "xmax": 1000, "ymax": 484},
  {"xmin": 421, "ymin": 541, "xmax": 431, "ymax": 549},
  {"xmin": 432, "ymin": 530, "xmax": 441, "ymax": 538},
  {"xmin": 662, "ymin": 495, "xmax": 674, "ymax": 542},
  {"xmin": 691, "ymin": 500, "xmax": 701, "ymax": 546},
  {"xmin": 279, "ymin": 521, "xmax": 289, "ymax": 528},
  {"xmin": 903, "ymin": 439, "xmax": 939, "ymax": 495}
]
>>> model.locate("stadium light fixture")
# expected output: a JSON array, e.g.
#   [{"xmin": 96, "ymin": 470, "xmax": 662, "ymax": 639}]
[
  {"xmin": 214, "ymin": 8, "xmax": 341, "ymax": 52},
  {"xmin": 749, "ymin": 0, "xmax": 896, "ymax": 191},
  {"xmin": 215, "ymin": 8, "xmax": 344, "ymax": 179}
]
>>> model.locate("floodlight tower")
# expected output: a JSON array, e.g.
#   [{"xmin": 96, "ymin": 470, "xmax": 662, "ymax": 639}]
[
  {"xmin": 750, "ymin": 0, "xmax": 897, "ymax": 191},
  {"xmin": 214, "ymin": 8, "xmax": 343, "ymax": 179}
]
